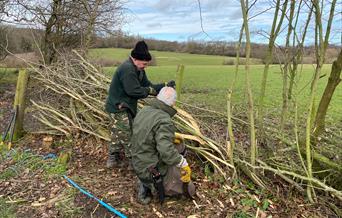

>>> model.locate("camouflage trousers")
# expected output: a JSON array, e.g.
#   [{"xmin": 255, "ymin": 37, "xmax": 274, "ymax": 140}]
[{"xmin": 108, "ymin": 112, "xmax": 132, "ymax": 158}]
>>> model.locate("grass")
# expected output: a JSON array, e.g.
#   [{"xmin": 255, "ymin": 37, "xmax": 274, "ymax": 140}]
[
  {"xmin": 103, "ymin": 64, "xmax": 341, "ymax": 125},
  {"xmin": 89, "ymin": 48, "xmax": 263, "ymax": 66},
  {"xmin": 0, "ymin": 197, "xmax": 16, "ymax": 218},
  {"xmin": 1, "ymin": 49, "xmax": 341, "ymax": 125},
  {"xmin": 0, "ymin": 68, "xmax": 18, "ymax": 84},
  {"xmin": 0, "ymin": 148, "xmax": 67, "ymax": 181}
]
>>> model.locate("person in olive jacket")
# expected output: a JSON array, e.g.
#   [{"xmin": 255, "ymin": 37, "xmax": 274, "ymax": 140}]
[
  {"xmin": 131, "ymin": 87, "xmax": 195, "ymax": 204},
  {"xmin": 105, "ymin": 40, "xmax": 175, "ymax": 168}
]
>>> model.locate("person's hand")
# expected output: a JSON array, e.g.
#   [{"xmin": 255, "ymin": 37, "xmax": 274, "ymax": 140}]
[
  {"xmin": 174, "ymin": 138, "xmax": 182, "ymax": 144},
  {"xmin": 181, "ymin": 165, "xmax": 191, "ymax": 183},
  {"xmin": 174, "ymin": 134, "xmax": 183, "ymax": 144},
  {"xmin": 178, "ymin": 157, "xmax": 191, "ymax": 183},
  {"xmin": 166, "ymin": 80, "xmax": 176, "ymax": 88},
  {"xmin": 148, "ymin": 87, "xmax": 157, "ymax": 96}
]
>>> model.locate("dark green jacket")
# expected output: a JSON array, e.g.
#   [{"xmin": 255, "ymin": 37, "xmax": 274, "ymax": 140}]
[
  {"xmin": 130, "ymin": 99, "xmax": 182, "ymax": 183},
  {"xmin": 105, "ymin": 58, "xmax": 164, "ymax": 116}
]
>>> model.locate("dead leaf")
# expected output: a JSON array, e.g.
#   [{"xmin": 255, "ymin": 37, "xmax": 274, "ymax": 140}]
[
  {"xmin": 229, "ymin": 198, "xmax": 235, "ymax": 207},
  {"xmin": 42, "ymin": 136, "xmax": 53, "ymax": 147},
  {"xmin": 259, "ymin": 210, "xmax": 267, "ymax": 218},
  {"xmin": 152, "ymin": 207, "xmax": 164, "ymax": 218},
  {"xmin": 107, "ymin": 191, "xmax": 117, "ymax": 196}
]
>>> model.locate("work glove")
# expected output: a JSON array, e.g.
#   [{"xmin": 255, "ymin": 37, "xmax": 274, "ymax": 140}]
[
  {"xmin": 166, "ymin": 80, "xmax": 176, "ymax": 88},
  {"xmin": 148, "ymin": 87, "xmax": 157, "ymax": 96},
  {"xmin": 177, "ymin": 157, "xmax": 191, "ymax": 183},
  {"xmin": 173, "ymin": 134, "xmax": 183, "ymax": 144}
]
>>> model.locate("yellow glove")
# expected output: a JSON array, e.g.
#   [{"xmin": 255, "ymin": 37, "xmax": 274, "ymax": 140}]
[
  {"xmin": 174, "ymin": 133, "xmax": 183, "ymax": 144},
  {"xmin": 178, "ymin": 157, "xmax": 191, "ymax": 183},
  {"xmin": 181, "ymin": 165, "xmax": 191, "ymax": 183},
  {"xmin": 174, "ymin": 138, "xmax": 182, "ymax": 144}
]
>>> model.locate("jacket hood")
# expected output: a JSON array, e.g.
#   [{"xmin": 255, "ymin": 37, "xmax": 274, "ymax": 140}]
[{"xmin": 149, "ymin": 98, "xmax": 177, "ymax": 117}]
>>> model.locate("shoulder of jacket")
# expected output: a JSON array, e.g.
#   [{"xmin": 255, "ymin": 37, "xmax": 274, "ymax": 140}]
[
  {"xmin": 142, "ymin": 107, "xmax": 169, "ymax": 119},
  {"xmin": 116, "ymin": 59, "xmax": 132, "ymax": 71}
]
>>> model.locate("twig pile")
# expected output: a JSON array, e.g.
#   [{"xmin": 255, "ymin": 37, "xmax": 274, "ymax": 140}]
[{"xmin": 30, "ymin": 52, "xmax": 111, "ymax": 140}]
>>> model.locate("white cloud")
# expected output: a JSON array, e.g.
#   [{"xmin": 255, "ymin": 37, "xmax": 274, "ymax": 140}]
[{"xmin": 123, "ymin": 0, "xmax": 341, "ymax": 45}]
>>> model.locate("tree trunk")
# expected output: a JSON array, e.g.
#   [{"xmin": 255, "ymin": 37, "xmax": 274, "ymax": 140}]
[
  {"xmin": 280, "ymin": 0, "xmax": 295, "ymax": 135},
  {"xmin": 313, "ymin": 49, "xmax": 342, "ymax": 136},
  {"xmin": 258, "ymin": 0, "xmax": 287, "ymax": 144},
  {"xmin": 226, "ymin": 24, "xmax": 244, "ymax": 169},
  {"xmin": 240, "ymin": 0, "xmax": 257, "ymax": 166},
  {"xmin": 83, "ymin": 0, "xmax": 100, "ymax": 51},
  {"xmin": 176, "ymin": 64, "xmax": 185, "ymax": 106},
  {"xmin": 43, "ymin": 0, "xmax": 61, "ymax": 64}
]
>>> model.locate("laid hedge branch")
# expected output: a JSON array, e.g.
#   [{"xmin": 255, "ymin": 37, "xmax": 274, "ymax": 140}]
[{"xmin": 27, "ymin": 50, "xmax": 340, "ymax": 203}]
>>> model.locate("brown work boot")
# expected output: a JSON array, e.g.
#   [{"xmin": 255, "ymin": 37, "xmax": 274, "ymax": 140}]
[{"xmin": 106, "ymin": 152, "xmax": 124, "ymax": 168}]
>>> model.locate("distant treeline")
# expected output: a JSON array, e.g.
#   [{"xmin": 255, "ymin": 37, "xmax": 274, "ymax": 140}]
[
  {"xmin": 1, "ymin": 26, "xmax": 340, "ymax": 64},
  {"xmin": 93, "ymin": 33, "xmax": 340, "ymax": 64}
]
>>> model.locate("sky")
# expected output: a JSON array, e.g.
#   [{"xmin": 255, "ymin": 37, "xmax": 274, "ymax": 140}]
[{"xmin": 123, "ymin": 0, "xmax": 342, "ymax": 45}]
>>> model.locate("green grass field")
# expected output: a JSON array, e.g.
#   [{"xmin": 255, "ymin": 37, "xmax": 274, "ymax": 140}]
[
  {"xmin": 1, "ymin": 48, "xmax": 341, "ymax": 125},
  {"xmin": 90, "ymin": 48, "xmax": 263, "ymax": 66},
  {"xmin": 103, "ymin": 64, "xmax": 341, "ymax": 125}
]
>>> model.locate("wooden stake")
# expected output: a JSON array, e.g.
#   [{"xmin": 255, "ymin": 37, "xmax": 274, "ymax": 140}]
[
  {"xmin": 175, "ymin": 64, "xmax": 184, "ymax": 106},
  {"xmin": 13, "ymin": 69, "xmax": 29, "ymax": 140}
]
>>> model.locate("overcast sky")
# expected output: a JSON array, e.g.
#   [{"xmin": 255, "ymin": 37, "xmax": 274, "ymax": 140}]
[{"xmin": 123, "ymin": 0, "xmax": 341, "ymax": 45}]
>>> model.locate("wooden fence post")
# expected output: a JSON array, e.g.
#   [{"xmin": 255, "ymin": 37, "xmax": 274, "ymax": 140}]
[
  {"xmin": 13, "ymin": 69, "xmax": 29, "ymax": 140},
  {"xmin": 175, "ymin": 64, "xmax": 184, "ymax": 106}
]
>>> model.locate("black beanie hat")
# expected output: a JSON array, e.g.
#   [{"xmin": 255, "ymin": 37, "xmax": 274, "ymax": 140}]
[{"xmin": 131, "ymin": 41, "xmax": 152, "ymax": 61}]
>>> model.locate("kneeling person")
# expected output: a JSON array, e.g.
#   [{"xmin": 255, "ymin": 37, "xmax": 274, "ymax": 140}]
[{"xmin": 131, "ymin": 87, "xmax": 195, "ymax": 204}]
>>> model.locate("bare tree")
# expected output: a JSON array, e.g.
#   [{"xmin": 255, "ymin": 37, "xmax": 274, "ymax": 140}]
[
  {"xmin": 303, "ymin": 0, "xmax": 337, "ymax": 203},
  {"xmin": 287, "ymin": 1, "xmax": 313, "ymax": 100},
  {"xmin": 2, "ymin": 0, "xmax": 125, "ymax": 64},
  {"xmin": 0, "ymin": 0, "xmax": 9, "ymax": 60},
  {"xmin": 312, "ymin": 0, "xmax": 339, "ymax": 137},
  {"xmin": 257, "ymin": 0, "xmax": 288, "ymax": 143},
  {"xmin": 79, "ymin": 0, "xmax": 124, "ymax": 50},
  {"xmin": 240, "ymin": 0, "xmax": 257, "ymax": 166},
  {"xmin": 0, "ymin": 25, "xmax": 9, "ymax": 61},
  {"xmin": 279, "ymin": 0, "xmax": 295, "ymax": 135}
]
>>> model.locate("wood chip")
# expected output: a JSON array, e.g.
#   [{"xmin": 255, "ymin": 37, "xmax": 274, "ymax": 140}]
[
  {"xmin": 152, "ymin": 207, "xmax": 164, "ymax": 218},
  {"xmin": 217, "ymin": 199, "xmax": 224, "ymax": 208},
  {"xmin": 229, "ymin": 198, "xmax": 235, "ymax": 207},
  {"xmin": 253, "ymin": 195, "xmax": 261, "ymax": 203},
  {"xmin": 192, "ymin": 199, "xmax": 200, "ymax": 209}
]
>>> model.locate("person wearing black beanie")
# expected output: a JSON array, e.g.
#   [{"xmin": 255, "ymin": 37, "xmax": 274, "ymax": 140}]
[
  {"xmin": 130, "ymin": 41, "xmax": 152, "ymax": 61},
  {"xmin": 105, "ymin": 40, "xmax": 176, "ymax": 169}
]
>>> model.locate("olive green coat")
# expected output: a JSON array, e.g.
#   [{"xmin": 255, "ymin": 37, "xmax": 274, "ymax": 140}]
[
  {"xmin": 105, "ymin": 58, "xmax": 164, "ymax": 116},
  {"xmin": 130, "ymin": 99, "xmax": 182, "ymax": 183}
]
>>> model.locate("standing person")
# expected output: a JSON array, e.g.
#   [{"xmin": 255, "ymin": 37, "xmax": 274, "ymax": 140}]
[
  {"xmin": 130, "ymin": 87, "xmax": 195, "ymax": 204},
  {"xmin": 105, "ymin": 40, "xmax": 175, "ymax": 168}
]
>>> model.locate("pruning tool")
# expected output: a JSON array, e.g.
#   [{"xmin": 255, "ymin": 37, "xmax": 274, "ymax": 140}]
[{"xmin": 0, "ymin": 105, "xmax": 19, "ymax": 150}]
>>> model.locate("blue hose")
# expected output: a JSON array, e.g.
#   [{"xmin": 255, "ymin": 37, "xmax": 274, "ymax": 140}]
[{"xmin": 63, "ymin": 175, "xmax": 127, "ymax": 218}]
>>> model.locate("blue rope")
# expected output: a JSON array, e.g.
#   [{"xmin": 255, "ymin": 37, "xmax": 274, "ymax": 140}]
[
  {"xmin": 63, "ymin": 175, "xmax": 127, "ymax": 218},
  {"xmin": 43, "ymin": 153, "xmax": 57, "ymax": 160}
]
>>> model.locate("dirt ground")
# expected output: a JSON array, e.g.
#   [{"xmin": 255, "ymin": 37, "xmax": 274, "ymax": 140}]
[{"xmin": 0, "ymin": 84, "xmax": 339, "ymax": 218}]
